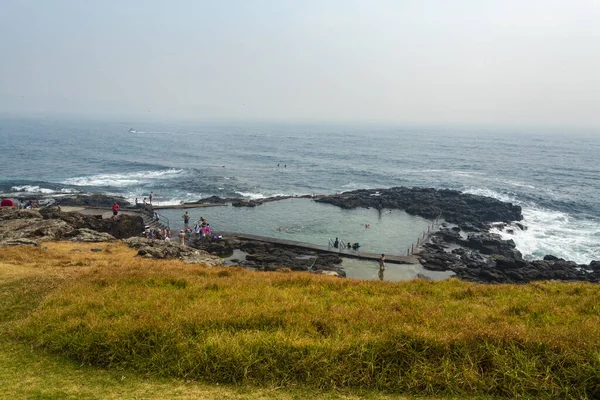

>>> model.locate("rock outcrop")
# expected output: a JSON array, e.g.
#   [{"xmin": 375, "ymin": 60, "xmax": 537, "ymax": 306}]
[
  {"xmin": 316, "ymin": 187, "xmax": 522, "ymax": 225},
  {"xmin": 123, "ymin": 237, "xmax": 223, "ymax": 266},
  {"xmin": 0, "ymin": 206, "xmax": 143, "ymax": 246},
  {"xmin": 39, "ymin": 207, "xmax": 143, "ymax": 239},
  {"xmin": 70, "ymin": 228, "xmax": 116, "ymax": 242},
  {"xmin": 226, "ymin": 239, "xmax": 346, "ymax": 277},
  {"xmin": 418, "ymin": 225, "xmax": 600, "ymax": 284},
  {"xmin": 52, "ymin": 194, "xmax": 131, "ymax": 208}
]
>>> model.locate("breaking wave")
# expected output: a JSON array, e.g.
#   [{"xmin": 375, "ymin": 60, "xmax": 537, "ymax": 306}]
[{"xmin": 61, "ymin": 169, "xmax": 185, "ymax": 187}]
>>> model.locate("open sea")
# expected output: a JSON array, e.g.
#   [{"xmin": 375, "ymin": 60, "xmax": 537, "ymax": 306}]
[{"xmin": 1, "ymin": 117, "xmax": 599, "ymax": 265}]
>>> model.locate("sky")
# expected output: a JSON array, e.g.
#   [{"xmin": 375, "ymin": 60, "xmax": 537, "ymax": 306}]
[{"xmin": 1, "ymin": 0, "xmax": 599, "ymax": 129}]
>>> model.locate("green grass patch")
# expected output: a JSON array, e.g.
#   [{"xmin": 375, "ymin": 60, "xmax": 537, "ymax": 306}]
[{"xmin": 2, "ymin": 243, "xmax": 600, "ymax": 398}]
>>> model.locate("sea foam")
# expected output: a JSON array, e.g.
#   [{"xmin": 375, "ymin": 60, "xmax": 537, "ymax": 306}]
[
  {"xmin": 61, "ymin": 169, "xmax": 185, "ymax": 187},
  {"xmin": 464, "ymin": 187, "xmax": 600, "ymax": 264}
]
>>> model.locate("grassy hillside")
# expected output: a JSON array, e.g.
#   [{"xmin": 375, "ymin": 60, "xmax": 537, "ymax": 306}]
[{"xmin": 1, "ymin": 242, "xmax": 600, "ymax": 399}]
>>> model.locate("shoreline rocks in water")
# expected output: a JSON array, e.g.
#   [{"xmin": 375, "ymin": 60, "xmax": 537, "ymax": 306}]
[
  {"xmin": 316, "ymin": 187, "xmax": 599, "ymax": 284},
  {"xmin": 316, "ymin": 187, "xmax": 523, "ymax": 226},
  {"xmin": 418, "ymin": 224, "xmax": 600, "ymax": 284},
  {"xmin": 184, "ymin": 194, "xmax": 315, "ymax": 208}
]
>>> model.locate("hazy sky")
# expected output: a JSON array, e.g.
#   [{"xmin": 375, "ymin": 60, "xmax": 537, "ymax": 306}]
[{"xmin": 1, "ymin": 0, "xmax": 599, "ymax": 128}]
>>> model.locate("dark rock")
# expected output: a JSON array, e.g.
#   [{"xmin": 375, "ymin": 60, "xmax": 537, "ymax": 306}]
[
  {"xmin": 190, "ymin": 238, "xmax": 233, "ymax": 257},
  {"xmin": 543, "ymin": 254, "xmax": 561, "ymax": 261},
  {"xmin": 515, "ymin": 223, "xmax": 527, "ymax": 231},
  {"xmin": 435, "ymin": 228, "xmax": 462, "ymax": 243},
  {"xmin": 227, "ymin": 236, "xmax": 344, "ymax": 275},
  {"xmin": 459, "ymin": 223, "xmax": 482, "ymax": 232},
  {"xmin": 186, "ymin": 195, "xmax": 230, "ymax": 205},
  {"xmin": 461, "ymin": 251, "xmax": 490, "ymax": 268},
  {"xmin": 464, "ymin": 232, "xmax": 522, "ymax": 259},
  {"xmin": 493, "ymin": 256, "xmax": 529, "ymax": 271},
  {"xmin": 54, "ymin": 194, "xmax": 130, "ymax": 208},
  {"xmin": 316, "ymin": 187, "xmax": 523, "ymax": 224}
]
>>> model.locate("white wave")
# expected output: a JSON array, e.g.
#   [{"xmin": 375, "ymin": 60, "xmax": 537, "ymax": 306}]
[
  {"xmin": 11, "ymin": 185, "xmax": 56, "ymax": 194},
  {"xmin": 235, "ymin": 191, "xmax": 303, "ymax": 200},
  {"xmin": 61, "ymin": 169, "xmax": 184, "ymax": 187},
  {"xmin": 462, "ymin": 187, "xmax": 516, "ymax": 203},
  {"xmin": 235, "ymin": 191, "xmax": 269, "ymax": 200},
  {"xmin": 491, "ymin": 208, "xmax": 600, "ymax": 265},
  {"xmin": 413, "ymin": 169, "xmax": 486, "ymax": 178},
  {"xmin": 464, "ymin": 187, "xmax": 600, "ymax": 264},
  {"xmin": 502, "ymin": 180, "xmax": 536, "ymax": 189},
  {"xmin": 122, "ymin": 190, "xmax": 201, "ymax": 207}
]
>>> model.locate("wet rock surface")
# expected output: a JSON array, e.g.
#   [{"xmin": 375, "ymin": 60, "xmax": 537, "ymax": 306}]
[
  {"xmin": 189, "ymin": 237, "xmax": 235, "ymax": 257},
  {"xmin": 190, "ymin": 236, "xmax": 346, "ymax": 277},
  {"xmin": 316, "ymin": 187, "xmax": 522, "ymax": 225},
  {"xmin": 419, "ymin": 225, "xmax": 600, "ymax": 284},
  {"xmin": 184, "ymin": 194, "xmax": 311, "ymax": 208}
]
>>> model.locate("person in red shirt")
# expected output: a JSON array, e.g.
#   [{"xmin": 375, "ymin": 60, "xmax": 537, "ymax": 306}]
[{"xmin": 112, "ymin": 202, "xmax": 119, "ymax": 217}]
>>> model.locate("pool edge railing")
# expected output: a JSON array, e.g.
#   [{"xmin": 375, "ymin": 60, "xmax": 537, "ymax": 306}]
[{"xmin": 405, "ymin": 213, "xmax": 442, "ymax": 256}]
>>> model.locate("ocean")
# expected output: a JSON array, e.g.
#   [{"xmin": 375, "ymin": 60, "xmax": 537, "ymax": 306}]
[{"xmin": 1, "ymin": 117, "xmax": 599, "ymax": 264}]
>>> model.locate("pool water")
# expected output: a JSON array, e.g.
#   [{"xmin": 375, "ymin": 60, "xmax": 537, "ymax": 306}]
[{"xmin": 160, "ymin": 198, "xmax": 432, "ymax": 255}]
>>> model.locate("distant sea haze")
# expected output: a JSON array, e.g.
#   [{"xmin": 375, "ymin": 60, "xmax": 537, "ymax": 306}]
[{"xmin": 1, "ymin": 118, "xmax": 599, "ymax": 264}]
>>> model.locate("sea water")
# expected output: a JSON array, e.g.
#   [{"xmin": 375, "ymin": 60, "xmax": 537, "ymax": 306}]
[{"xmin": 1, "ymin": 117, "xmax": 599, "ymax": 265}]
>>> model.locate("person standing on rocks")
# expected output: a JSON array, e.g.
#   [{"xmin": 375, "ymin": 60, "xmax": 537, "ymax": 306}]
[
  {"xmin": 149, "ymin": 191, "xmax": 153, "ymax": 204},
  {"xmin": 178, "ymin": 230, "xmax": 186, "ymax": 246},
  {"xmin": 112, "ymin": 202, "xmax": 119, "ymax": 217}
]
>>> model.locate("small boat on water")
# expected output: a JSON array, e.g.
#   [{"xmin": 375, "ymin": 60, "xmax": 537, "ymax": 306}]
[{"xmin": 128, "ymin": 128, "xmax": 137, "ymax": 133}]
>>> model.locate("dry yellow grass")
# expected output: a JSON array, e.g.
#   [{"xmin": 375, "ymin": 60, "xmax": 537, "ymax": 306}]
[{"xmin": 2, "ymin": 242, "xmax": 600, "ymax": 398}]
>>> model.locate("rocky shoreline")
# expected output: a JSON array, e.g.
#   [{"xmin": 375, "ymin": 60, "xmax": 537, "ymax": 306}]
[
  {"xmin": 3, "ymin": 187, "xmax": 598, "ymax": 284},
  {"xmin": 314, "ymin": 187, "xmax": 600, "ymax": 284}
]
